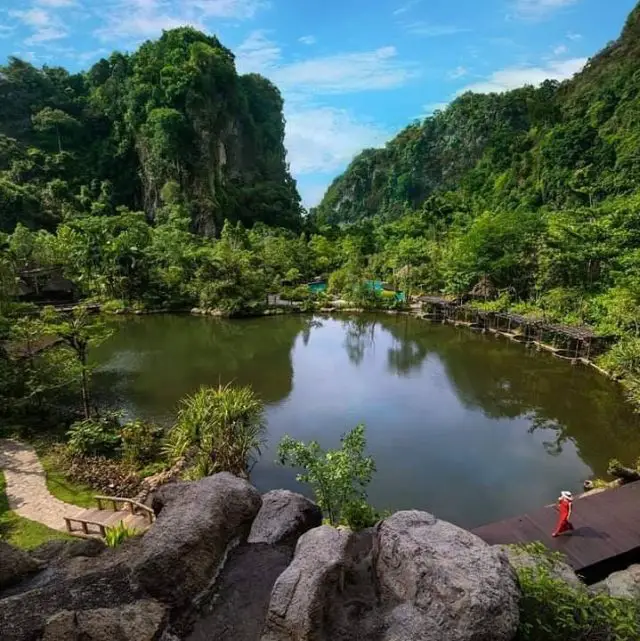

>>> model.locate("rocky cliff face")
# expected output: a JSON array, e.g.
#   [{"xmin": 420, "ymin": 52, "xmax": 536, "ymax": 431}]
[
  {"xmin": 0, "ymin": 28, "xmax": 302, "ymax": 235},
  {"xmin": 123, "ymin": 30, "xmax": 302, "ymax": 236},
  {"xmin": 0, "ymin": 474, "xmax": 524, "ymax": 641}
]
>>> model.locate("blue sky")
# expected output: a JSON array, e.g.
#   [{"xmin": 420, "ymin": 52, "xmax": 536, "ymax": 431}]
[{"xmin": 0, "ymin": 0, "xmax": 637, "ymax": 207}]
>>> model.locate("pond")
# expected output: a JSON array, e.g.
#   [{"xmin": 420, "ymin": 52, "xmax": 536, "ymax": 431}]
[{"xmin": 92, "ymin": 314, "xmax": 640, "ymax": 529}]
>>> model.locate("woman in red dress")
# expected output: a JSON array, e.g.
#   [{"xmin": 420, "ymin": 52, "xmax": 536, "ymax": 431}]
[{"xmin": 552, "ymin": 490, "xmax": 574, "ymax": 537}]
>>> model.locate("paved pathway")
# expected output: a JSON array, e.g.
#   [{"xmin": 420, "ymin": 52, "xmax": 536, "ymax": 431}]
[{"xmin": 0, "ymin": 439, "xmax": 84, "ymax": 531}]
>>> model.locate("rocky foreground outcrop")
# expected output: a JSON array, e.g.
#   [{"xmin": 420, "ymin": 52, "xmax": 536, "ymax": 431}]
[
  {"xmin": 262, "ymin": 513, "xmax": 519, "ymax": 641},
  {"xmin": 0, "ymin": 474, "xmax": 523, "ymax": 641}
]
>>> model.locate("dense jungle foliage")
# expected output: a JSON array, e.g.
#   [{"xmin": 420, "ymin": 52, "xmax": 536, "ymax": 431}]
[
  {"xmin": 0, "ymin": 27, "xmax": 301, "ymax": 236},
  {"xmin": 310, "ymin": 3, "xmax": 640, "ymax": 404},
  {"xmin": 3, "ymin": 4, "xmax": 640, "ymax": 421}
]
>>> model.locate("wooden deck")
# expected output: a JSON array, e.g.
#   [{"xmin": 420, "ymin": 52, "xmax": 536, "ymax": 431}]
[
  {"xmin": 472, "ymin": 481, "xmax": 640, "ymax": 583},
  {"xmin": 64, "ymin": 495, "xmax": 154, "ymax": 539}
]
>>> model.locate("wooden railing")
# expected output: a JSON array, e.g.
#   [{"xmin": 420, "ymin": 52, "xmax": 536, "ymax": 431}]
[
  {"xmin": 94, "ymin": 495, "xmax": 155, "ymax": 524},
  {"xmin": 64, "ymin": 516, "xmax": 108, "ymax": 537}
]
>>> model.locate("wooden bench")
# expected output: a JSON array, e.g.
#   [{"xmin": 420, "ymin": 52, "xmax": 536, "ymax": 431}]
[
  {"xmin": 63, "ymin": 495, "xmax": 155, "ymax": 539},
  {"xmin": 94, "ymin": 495, "xmax": 155, "ymax": 524}
]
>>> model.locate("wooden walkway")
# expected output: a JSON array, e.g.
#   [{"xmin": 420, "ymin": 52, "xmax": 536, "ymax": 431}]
[
  {"xmin": 64, "ymin": 496, "xmax": 154, "ymax": 539},
  {"xmin": 472, "ymin": 482, "xmax": 640, "ymax": 583}
]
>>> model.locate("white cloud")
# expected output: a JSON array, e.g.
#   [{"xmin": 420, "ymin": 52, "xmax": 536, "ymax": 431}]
[
  {"xmin": 10, "ymin": 7, "xmax": 68, "ymax": 43},
  {"xmin": 393, "ymin": 0, "xmax": 420, "ymax": 16},
  {"xmin": 95, "ymin": 0, "xmax": 265, "ymax": 42},
  {"xmin": 448, "ymin": 66, "xmax": 468, "ymax": 79},
  {"xmin": 513, "ymin": 0, "xmax": 579, "ymax": 19},
  {"xmin": 0, "ymin": 25, "xmax": 15, "ymax": 38},
  {"xmin": 404, "ymin": 21, "xmax": 470, "ymax": 37},
  {"xmin": 95, "ymin": 0, "xmax": 202, "ymax": 41},
  {"xmin": 74, "ymin": 47, "xmax": 110, "ymax": 65},
  {"xmin": 285, "ymin": 106, "xmax": 389, "ymax": 175},
  {"xmin": 13, "ymin": 50, "xmax": 39, "ymax": 62},
  {"xmin": 553, "ymin": 44, "xmax": 568, "ymax": 55},
  {"xmin": 274, "ymin": 47, "xmax": 415, "ymax": 94},
  {"xmin": 237, "ymin": 31, "xmax": 416, "ymax": 95},
  {"xmin": 459, "ymin": 57, "xmax": 586, "ymax": 94},
  {"xmin": 566, "ymin": 31, "xmax": 582, "ymax": 40},
  {"xmin": 298, "ymin": 35, "xmax": 316, "ymax": 45},
  {"xmin": 236, "ymin": 29, "xmax": 281, "ymax": 71}
]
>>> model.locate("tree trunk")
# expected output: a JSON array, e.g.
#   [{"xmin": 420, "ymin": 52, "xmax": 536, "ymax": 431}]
[
  {"xmin": 607, "ymin": 460, "xmax": 640, "ymax": 484},
  {"xmin": 80, "ymin": 349, "xmax": 90, "ymax": 419},
  {"xmin": 56, "ymin": 126, "xmax": 62, "ymax": 154}
]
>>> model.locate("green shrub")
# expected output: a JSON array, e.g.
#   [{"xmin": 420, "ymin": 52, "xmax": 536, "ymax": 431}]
[
  {"xmin": 101, "ymin": 299, "xmax": 128, "ymax": 314},
  {"xmin": 514, "ymin": 544, "xmax": 640, "ymax": 641},
  {"xmin": 278, "ymin": 424, "xmax": 376, "ymax": 527},
  {"xmin": 120, "ymin": 419, "xmax": 162, "ymax": 464},
  {"xmin": 341, "ymin": 500, "xmax": 383, "ymax": 531},
  {"xmin": 165, "ymin": 384, "xmax": 266, "ymax": 480},
  {"xmin": 138, "ymin": 460, "xmax": 168, "ymax": 478},
  {"xmin": 281, "ymin": 285, "xmax": 311, "ymax": 302},
  {"xmin": 66, "ymin": 415, "xmax": 121, "ymax": 457},
  {"xmin": 598, "ymin": 337, "xmax": 640, "ymax": 379},
  {"xmin": 104, "ymin": 521, "xmax": 138, "ymax": 547}
]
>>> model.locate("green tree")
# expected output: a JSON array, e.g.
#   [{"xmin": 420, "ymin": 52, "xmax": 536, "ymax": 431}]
[
  {"xmin": 277, "ymin": 424, "xmax": 376, "ymax": 527},
  {"xmin": 165, "ymin": 384, "xmax": 266, "ymax": 480},
  {"xmin": 31, "ymin": 107, "xmax": 80, "ymax": 153},
  {"xmin": 41, "ymin": 305, "xmax": 113, "ymax": 419}
]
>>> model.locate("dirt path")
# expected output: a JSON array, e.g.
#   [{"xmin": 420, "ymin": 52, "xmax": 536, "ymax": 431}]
[{"xmin": 0, "ymin": 439, "xmax": 84, "ymax": 531}]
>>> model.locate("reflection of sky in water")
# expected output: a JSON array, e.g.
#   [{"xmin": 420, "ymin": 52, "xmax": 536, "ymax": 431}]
[
  {"xmin": 256, "ymin": 321, "xmax": 592, "ymax": 528},
  {"xmin": 93, "ymin": 314, "xmax": 640, "ymax": 529}
]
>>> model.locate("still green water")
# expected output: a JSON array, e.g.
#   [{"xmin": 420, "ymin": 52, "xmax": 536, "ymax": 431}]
[{"xmin": 92, "ymin": 314, "xmax": 640, "ymax": 529}]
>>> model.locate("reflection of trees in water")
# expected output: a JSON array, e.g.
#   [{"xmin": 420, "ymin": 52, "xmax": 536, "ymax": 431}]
[
  {"xmin": 383, "ymin": 316, "xmax": 430, "ymax": 377},
  {"xmin": 424, "ymin": 326, "xmax": 640, "ymax": 476},
  {"xmin": 341, "ymin": 315, "xmax": 430, "ymax": 375},
  {"xmin": 357, "ymin": 314, "xmax": 640, "ymax": 476},
  {"xmin": 527, "ymin": 415, "xmax": 567, "ymax": 456},
  {"xmin": 301, "ymin": 320, "xmax": 323, "ymax": 347},
  {"xmin": 92, "ymin": 315, "xmax": 316, "ymax": 416},
  {"xmin": 342, "ymin": 317, "xmax": 377, "ymax": 366},
  {"xmin": 94, "ymin": 314, "xmax": 640, "ymax": 477}
]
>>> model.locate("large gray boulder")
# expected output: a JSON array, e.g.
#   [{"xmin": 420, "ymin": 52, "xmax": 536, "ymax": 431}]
[
  {"xmin": 249, "ymin": 490, "xmax": 322, "ymax": 546},
  {"xmin": 0, "ymin": 473, "xmax": 262, "ymax": 640},
  {"xmin": 375, "ymin": 511, "xmax": 520, "ymax": 641},
  {"xmin": 132, "ymin": 472, "xmax": 262, "ymax": 605},
  {"xmin": 592, "ymin": 565, "xmax": 640, "ymax": 599},
  {"xmin": 0, "ymin": 560, "xmax": 136, "ymax": 641},
  {"xmin": 31, "ymin": 539, "xmax": 106, "ymax": 565},
  {"xmin": 261, "ymin": 511, "xmax": 520, "ymax": 641},
  {"xmin": 41, "ymin": 600, "xmax": 166, "ymax": 641},
  {"xmin": 262, "ymin": 526, "xmax": 353, "ymax": 641},
  {"xmin": 0, "ymin": 541, "xmax": 41, "ymax": 589}
]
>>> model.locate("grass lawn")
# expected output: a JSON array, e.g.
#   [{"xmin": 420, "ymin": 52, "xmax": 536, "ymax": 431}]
[
  {"xmin": 0, "ymin": 471, "xmax": 72, "ymax": 550},
  {"xmin": 38, "ymin": 450, "xmax": 97, "ymax": 509}
]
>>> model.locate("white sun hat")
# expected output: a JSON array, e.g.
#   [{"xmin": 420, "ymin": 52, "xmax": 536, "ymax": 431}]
[{"xmin": 561, "ymin": 491, "xmax": 573, "ymax": 501}]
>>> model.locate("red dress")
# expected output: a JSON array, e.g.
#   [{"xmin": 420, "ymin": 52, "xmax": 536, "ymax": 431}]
[{"xmin": 553, "ymin": 498, "xmax": 574, "ymax": 536}]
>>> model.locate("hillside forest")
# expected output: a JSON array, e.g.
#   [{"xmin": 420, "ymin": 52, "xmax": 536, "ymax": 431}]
[{"xmin": 2, "ymin": 4, "xmax": 640, "ymax": 418}]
